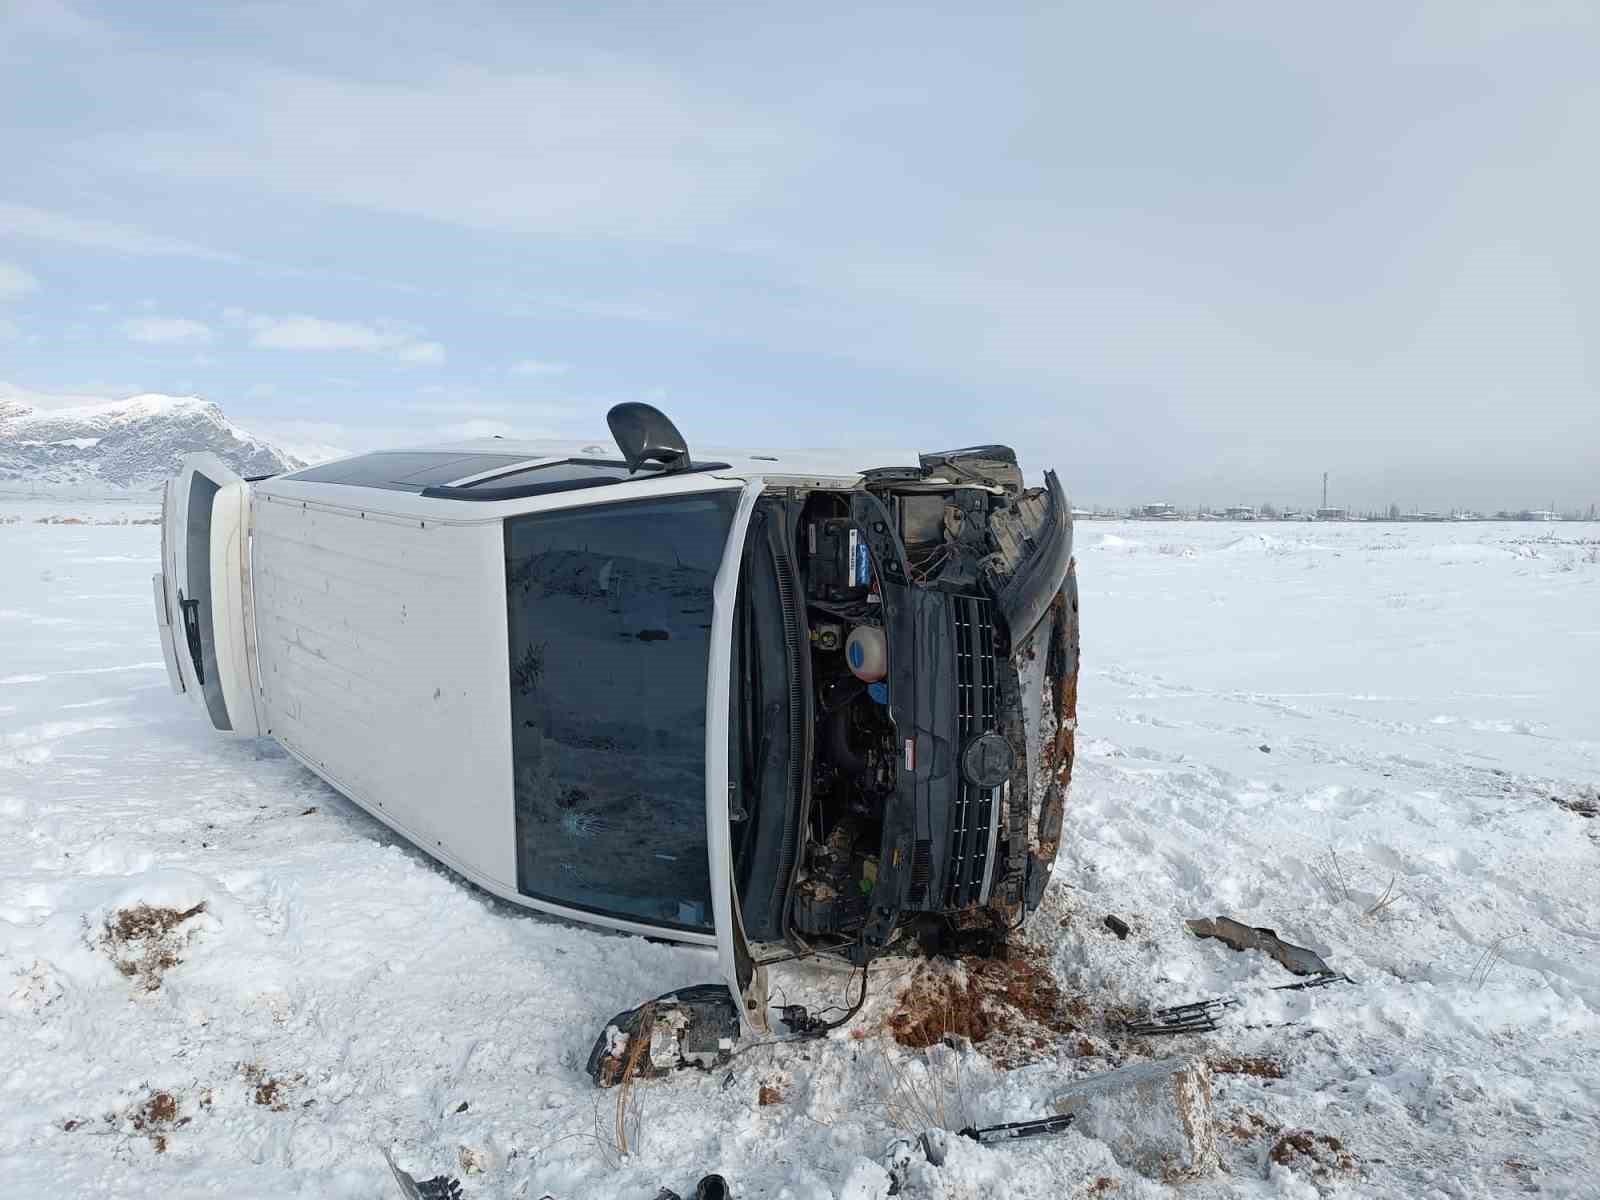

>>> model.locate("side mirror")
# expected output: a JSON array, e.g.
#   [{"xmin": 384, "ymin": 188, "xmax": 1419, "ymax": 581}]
[{"xmin": 606, "ymin": 402, "xmax": 691, "ymax": 473}]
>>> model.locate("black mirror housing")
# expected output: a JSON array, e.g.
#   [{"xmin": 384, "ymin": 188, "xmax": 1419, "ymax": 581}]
[{"xmin": 607, "ymin": 402, "xmax": 691, "ymax": 473}]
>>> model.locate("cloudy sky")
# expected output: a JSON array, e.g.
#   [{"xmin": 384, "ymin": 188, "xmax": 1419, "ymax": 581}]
[{"xmin": 2, "ymin": 1, "xmax": 1596, "ymax": 510}]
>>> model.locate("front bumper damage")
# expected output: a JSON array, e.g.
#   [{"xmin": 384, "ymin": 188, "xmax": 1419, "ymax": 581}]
[{"xmin": 853, "ymin": 460, "xmax": 1078, "ymax": 952}]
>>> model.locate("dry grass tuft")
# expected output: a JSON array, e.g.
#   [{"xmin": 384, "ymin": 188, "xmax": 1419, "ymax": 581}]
[
  {"xmin": 1363, "ymin": 875, "xmax": 1401, "ymax": 920},
  {"xmin": 609, "ymin": 1013, "xmax": 649, "ymax": 1159},
  {"xmin": 1469, "ymin": 933, "xmax": 1515, "ymax": 991},
  {"xmin": 1308, "ymin": 847, "xmax": 1352, "ymax": 904},
  {"xmin": 874, "ymin": 1040, "xmax": 977, "ymax": 1134}
]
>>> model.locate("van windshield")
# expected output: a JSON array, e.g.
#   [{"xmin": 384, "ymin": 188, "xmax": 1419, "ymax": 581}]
[{"xmin": 504, "ymin": 491, "xmax": 739, "ymax": 931}]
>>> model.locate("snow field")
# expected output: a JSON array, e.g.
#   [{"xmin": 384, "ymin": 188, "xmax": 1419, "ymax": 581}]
[{"xmin": 1, "ymin": 513, "xmax": 1597, "ymax": 1198}]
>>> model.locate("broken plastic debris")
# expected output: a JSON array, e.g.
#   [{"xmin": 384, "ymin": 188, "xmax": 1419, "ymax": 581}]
[
  {"xmin": 656, "ymin": 1175, "xmax": 732, "ymax": 1200},
  {"xmin": 1185, "ymin": 915, "xmax": 1333, "ymax": 977},
  {"xmin": 1124, "ymin": 972, "xmax": 1351, "ymax": 1037},
  {"xmin": 381, "ymin": 1148, "xmax": 463, "ymax": 1200},
  {"xmin": 587, "ymin": 984, "xmax": 741, "ymax": 1087}
]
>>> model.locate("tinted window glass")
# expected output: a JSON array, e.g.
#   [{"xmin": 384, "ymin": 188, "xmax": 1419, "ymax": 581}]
[
  {"xmin": 287, "ymin": 451, "xmax": 532, "ymax": 491},
  {"xmin": 505, "ymin": 491, "xmax": 738, "ymax": 930}
]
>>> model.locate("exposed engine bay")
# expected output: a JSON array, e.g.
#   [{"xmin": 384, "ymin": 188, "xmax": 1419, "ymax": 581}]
[{"xmin": 766, "ymin": 448, "xmax": 1078, "ymax": 958}]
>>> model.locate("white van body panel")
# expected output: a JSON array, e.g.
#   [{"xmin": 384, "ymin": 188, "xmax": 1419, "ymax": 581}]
[
  {"xmin": 159, "ymin": 453, "xmax": 247, "ymax": 730},
  {"xmin": 251, "ymin": 492, "xmax": 522, "ymax": 894},
  {"xmin": 245, "ymin": 472, "xmax": 754, "ymax": 953},
  {"xmin": 209, "ymin": 480, "xmax": 262, "ymax": 737}
]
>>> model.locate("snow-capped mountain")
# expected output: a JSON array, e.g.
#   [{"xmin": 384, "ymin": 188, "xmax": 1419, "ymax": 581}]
[{"xmin": 0, "ymin": 392, "xmax": 303, "ymax": 493}]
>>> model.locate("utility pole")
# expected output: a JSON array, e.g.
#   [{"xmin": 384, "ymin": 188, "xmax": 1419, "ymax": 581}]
[{"xmin": 1322, "ymin": 472, "xmax": 1328, "ymax": 510}]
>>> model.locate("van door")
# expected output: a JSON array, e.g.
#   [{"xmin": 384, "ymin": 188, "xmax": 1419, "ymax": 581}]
[
  {"xmin": 705, "ymin": 481, "xmax": 771, "ymax": 1034},
  {"xmin": 154, "ymin": 453, "xmax": 261, "ymax": 735}
]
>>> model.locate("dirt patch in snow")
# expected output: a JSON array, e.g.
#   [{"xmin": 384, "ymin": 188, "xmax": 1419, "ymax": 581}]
[
  {"xmin": 1268, "ymin": 1128, "xmax": 1359, "ymax": 1180},
  {"xmin": 1209, "ymin": 1053, "xmax": 1286, "ymax": 1079},
  {"xmin": 97, "ymin": 902, "xmax": 207, "ymax": 991},
  {"xmin": 887, "ymin": 947, "xmax": 1089, "ymax": 1066},
  {"xmin": 240, "ymin": 1062, "xmax": 304, "ymax": 1111},
  {"xmin": 108, "ymin": 1088, "xmax": 189, "ymax": 1152},
  {"xmin": 1223, "ymin": 1108, "xmax": 1282, "ymax": 1141}
]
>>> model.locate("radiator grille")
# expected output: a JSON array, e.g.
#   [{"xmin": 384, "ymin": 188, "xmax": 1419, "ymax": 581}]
[{"xmin": 946, "ymin": 595, "xmax": 998, "ymax": 907}]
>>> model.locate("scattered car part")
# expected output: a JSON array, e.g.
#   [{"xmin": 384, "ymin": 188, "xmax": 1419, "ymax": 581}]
[
  {"xmin": 959, "ymin": 1113, "xmax": 1077, "ymax": 1145},
  {"xmin": 587, "ymin": 984, "xmax": 743, "ymax": 1088},
  {"xmin": 1104, "ymin": 914, "xmax": 1130, "ymax": 940},
  {"xmin": 886, "ymin": 1114, "xmax": 1079, "ymax": 1193},
  {"xmin": 1185, "ymin": 915, "xmax": 1334, "ymax": 976},
  {"xmin": 1123, "ymin": 972, "xmax": 1351, "ymax": 1037},
  {"xmin": 1124, "ymin": 993, "xmax": 1241, "ymax": 1037},
  {"xmin": 655, "ymin": 1175, "xmax": 732, "ymax": 1200},
  {"xmin": 382, "ymin": 1148, "xmax": 462, "ymax": 1200}
]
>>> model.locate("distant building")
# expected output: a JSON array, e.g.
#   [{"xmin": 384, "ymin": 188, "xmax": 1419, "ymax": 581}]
[
  {"xmin": 1224, "ymin": 506, "xmax": 1256, "ymax": 520},
  {"xmin": 1139, "ymin": 503, "xmax": 1181, "ymax": 520},
  {"xmin": 1315, "ymin": 507, "xmax": 1349, "ymax": 521},
  {"xmin": 1402, "ymin": 511, "xmax": 1448, "ymax": 522}
]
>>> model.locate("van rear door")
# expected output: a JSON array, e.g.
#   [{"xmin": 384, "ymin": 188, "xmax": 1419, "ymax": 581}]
[{"xmin": 154, "ymin": 453, "xmax": 261, "ymax": 735}]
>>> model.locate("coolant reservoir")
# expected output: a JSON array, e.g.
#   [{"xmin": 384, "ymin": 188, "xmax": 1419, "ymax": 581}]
[{"xmin": 845, "ymin": 625, "xmax": 887, "ymax": 682}]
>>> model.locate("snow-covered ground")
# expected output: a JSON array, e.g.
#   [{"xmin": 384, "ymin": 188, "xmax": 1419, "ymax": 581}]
[{"xmin": 2, "ymin": 512, "xmax": 1597, "ymax": 1198}]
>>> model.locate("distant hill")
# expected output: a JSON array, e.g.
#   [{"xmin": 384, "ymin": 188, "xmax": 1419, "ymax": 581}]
[{"xmin": 0, "ymin": 393, "xmax": 303, "ymax": 494}]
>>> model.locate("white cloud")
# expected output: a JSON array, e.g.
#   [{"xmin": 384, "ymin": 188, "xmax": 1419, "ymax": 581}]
[
  {"xmin": 241, "ymin": 312, "xmax": 444, "ymax": 364},
  {"xmin": 122, "ymin": 316, "xmax": 214, "ymax": 345},
  {"xmin": 510, "ymin": 358, "xmax": 569, "ymax": 376},
  {"xmin": 246, "ymin": 314, "xmax": 391, "ymax": 351},
  {"xmin": 0, "ymin": 202, "xmax": 236, "ymax": 262},
  {"xmin": 90, "ymin": 63, "xmax": 811, "ymax": 242},
  {"xmin": 395, "ymin": 340, "xmax": 446, "ymax": 365},
  {"xmin": 4, "ymin": 0, "xmax": 108, "ymax": 40},
  {"xmin": 0, "ymin": 262, "xmax": 38, "ymax": 300}
]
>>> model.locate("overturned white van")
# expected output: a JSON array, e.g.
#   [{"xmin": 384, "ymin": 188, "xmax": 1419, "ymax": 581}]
[{"xmin": 154, "ymin": 404, "xmax": 1078, "ymax": 1044}]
